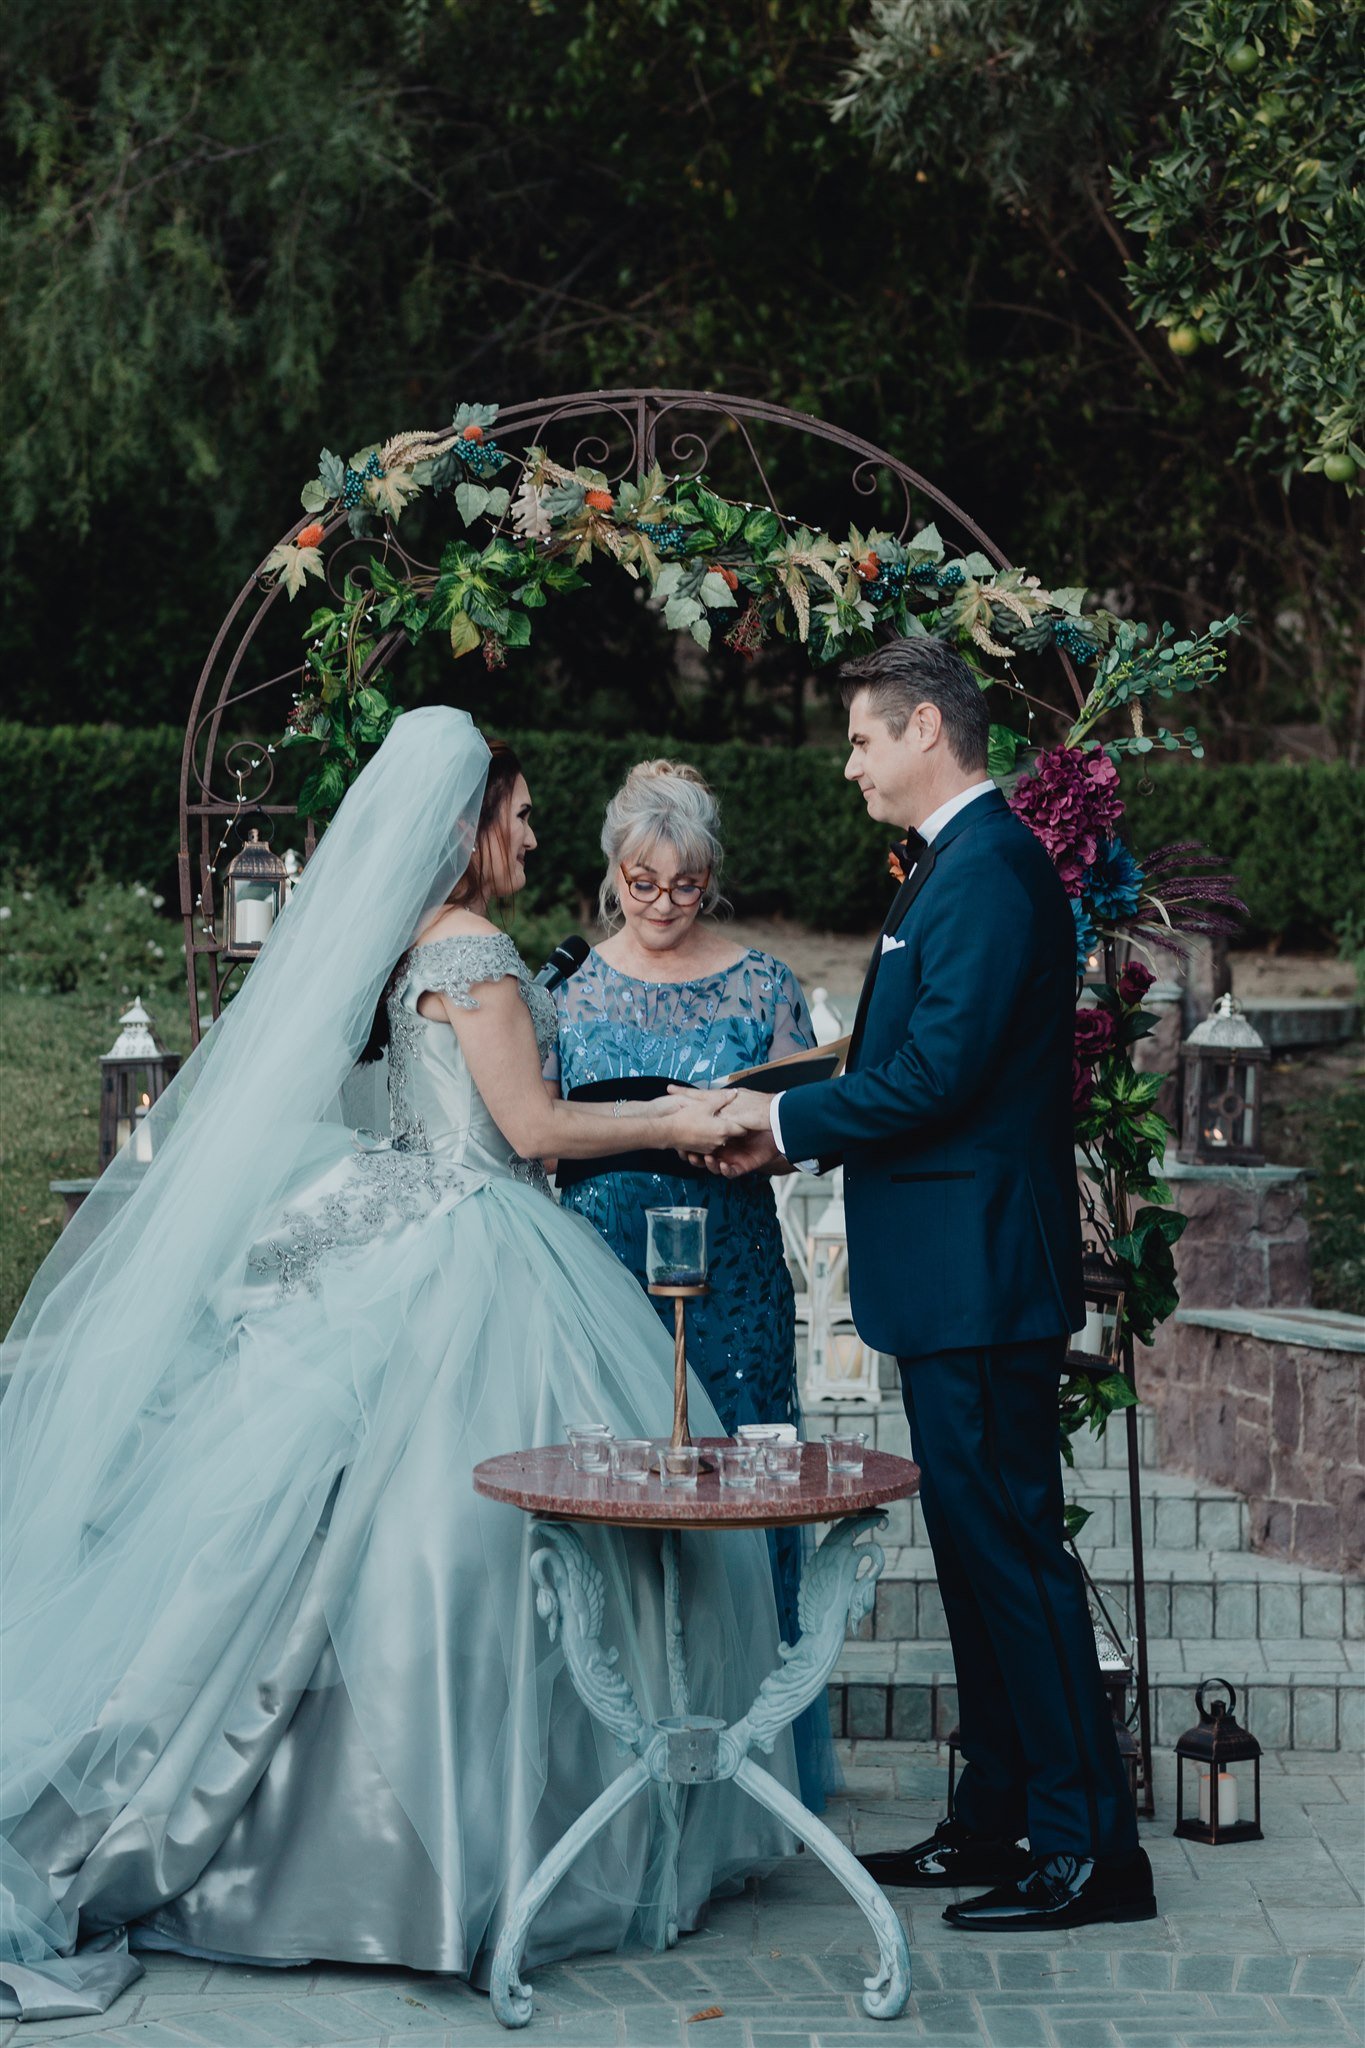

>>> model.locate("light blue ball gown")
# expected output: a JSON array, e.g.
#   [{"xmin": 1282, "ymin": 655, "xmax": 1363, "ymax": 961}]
[{"xmin": 0, "ymin": 722, "xmax": 798, "ymax": 2022}]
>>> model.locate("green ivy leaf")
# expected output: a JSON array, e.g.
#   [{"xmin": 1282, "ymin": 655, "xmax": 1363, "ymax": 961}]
[
  {"xmin": 988, "ymin": 724, "xmax": 1023, "ymax": 777},
  {"xmin": 455, "ymin": 482, "xmax": 491, "ymax": 525},
  {"xmin": 447, "ymin": 610, "xmax": 480, "ymax": 658}
]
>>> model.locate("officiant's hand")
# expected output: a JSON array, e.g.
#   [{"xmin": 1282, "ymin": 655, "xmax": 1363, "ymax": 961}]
[{"xmin": 655, "ymin": 1086, "xmax": 748, "ymax": 1154}]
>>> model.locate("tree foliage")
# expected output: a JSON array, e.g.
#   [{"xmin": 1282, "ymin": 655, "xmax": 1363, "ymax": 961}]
[{"xmin": 0, "ymin": 0, "xmax": 1360, "ymax": 752}]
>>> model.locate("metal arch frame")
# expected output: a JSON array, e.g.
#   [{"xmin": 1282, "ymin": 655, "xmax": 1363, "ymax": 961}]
[{"xmin": 179, "ymin": 385, "xmax": 1084, "ymax": 1041}]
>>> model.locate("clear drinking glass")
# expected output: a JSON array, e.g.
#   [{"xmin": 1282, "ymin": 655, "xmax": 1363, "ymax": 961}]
[
  {"xmin": 763, "ymin": 1441, "xmax": 804, "ymax": 1486},
  {"xmin": 716, "ymin": 1444, "xmax": 759, "ymax": 1489},
  {"xmin": 567, "ymin": 1423, "xmax": 613, "ymax": 1474},
  {"xmin": 644, "ymin": 1207, "xmax": 709, "ymax": 1287},
  {"xmin": 823, "ymin": 1429, "xmax": 868, "ymax": 1477},
  {"xmin": 736, "ymin": 1422, "xmax": 798, "ymax": 1448},
  {"xmin": 609, "ymin": 1439, "xmax": 653, "ymax": 1484},
  {"xmin": 658, "ymin": 1444, "xmax": 701, "ymax": 1489}
]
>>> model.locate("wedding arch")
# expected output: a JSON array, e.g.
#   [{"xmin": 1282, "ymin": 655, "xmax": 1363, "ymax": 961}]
[{"xmin": 178, "ymin": 385, "xmax": 1108, "ymax": 1041}]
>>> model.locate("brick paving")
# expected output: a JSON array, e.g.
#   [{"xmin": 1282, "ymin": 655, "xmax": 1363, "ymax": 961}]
[{"xmin": 6, "ymin": 1746, "xmax": 1360, "ymax": 2048}]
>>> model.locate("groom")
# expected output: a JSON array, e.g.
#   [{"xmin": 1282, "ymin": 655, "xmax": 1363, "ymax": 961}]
[{"xmin": 711, "ymin": 637, "xmax": 1154, "ymax": 1930}]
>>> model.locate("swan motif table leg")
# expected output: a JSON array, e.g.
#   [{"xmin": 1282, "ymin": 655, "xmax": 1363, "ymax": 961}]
[{"xmin": 488, "ymin": 1512, "xmax": 911, "ymax": 2028}]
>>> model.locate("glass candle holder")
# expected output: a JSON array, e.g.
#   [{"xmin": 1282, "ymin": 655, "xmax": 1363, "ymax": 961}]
[
  {"xmin": 737, "ymin": 1422, "xmax": 798, "ymax": 1448},
  {"xmin": 609, "ymin": 1439, "xmax": 653, "ymax": 1485},
  {"xmin": 658, "ymin": 1444, "xmax": 700, "ymax": 1489},
  {"xmin": 716, "ymin": 1444, "xmax": 759, "ymax": 1490},
  {"xmin": 567, "ymin": 1423, "xmax": 613, "ymax": 1475},
  {"xmin": 645, "ymin": 1206, "xmax": 709, "ymax": 1288},
  {"xmin": 763, "ymin": 1442, "xmax": 804, "ymax": 1486},
  {"xmin": 823, "ymin": 1429, "xmax": 868, "ymax": 1477}
]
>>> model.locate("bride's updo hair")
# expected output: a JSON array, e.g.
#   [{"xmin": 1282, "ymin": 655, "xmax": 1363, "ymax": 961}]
[
  {"xmin": 359, "ymin": 737, "xmax": 523, "ymax": 1063},
  {"xmin": 598, "ymin": 758, "xmax": 728, "ymax": 931}
]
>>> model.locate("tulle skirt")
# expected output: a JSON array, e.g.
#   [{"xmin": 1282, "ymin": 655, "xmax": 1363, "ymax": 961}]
[{"xmin": 1, "ymin": 1165, "xmax": 797, "ymax": 2020}]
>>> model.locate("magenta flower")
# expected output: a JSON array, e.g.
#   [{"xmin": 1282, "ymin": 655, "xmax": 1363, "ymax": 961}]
[
  {"xmin": 1117, "ymin": 961, "xmax": 1156, "ymax": 1006},
  {"xmin": 1074, "ymin": 1006, "xmax": 1119, "ymax": 1065},
  {"xmin": 1009, "ymin": 746, "xmax": 1125, "ymax": 897},
  {"xmin": 1072, "ymin": 1057, "xmax": 1096, "ymax": 1116}
]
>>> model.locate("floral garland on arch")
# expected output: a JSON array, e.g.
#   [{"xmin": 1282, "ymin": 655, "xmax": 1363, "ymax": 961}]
[{"xmin": 262, "ymin": 399, "xmax": 1245, "ymax": 1475}]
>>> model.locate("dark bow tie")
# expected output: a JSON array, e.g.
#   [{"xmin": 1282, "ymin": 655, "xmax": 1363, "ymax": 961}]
[{"xmin": 887, "ymin": 830, "xmax": 928, "ymax": 886}]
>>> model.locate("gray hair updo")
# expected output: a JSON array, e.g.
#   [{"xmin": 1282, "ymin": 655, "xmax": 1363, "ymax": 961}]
[{"xmin": 598, "ymin": 758, "xmax": 728, "ymax": 929}]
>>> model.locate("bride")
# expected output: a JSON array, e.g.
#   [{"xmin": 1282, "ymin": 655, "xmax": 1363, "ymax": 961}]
[{"xmin": 0, "ymin": 708, "xmax": 800, "ymax": 2021}]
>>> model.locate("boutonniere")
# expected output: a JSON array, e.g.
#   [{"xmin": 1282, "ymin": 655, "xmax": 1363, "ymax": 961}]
[{"xmin": 888, "ymin": 845, "xmax": 907, "ymax": 885}]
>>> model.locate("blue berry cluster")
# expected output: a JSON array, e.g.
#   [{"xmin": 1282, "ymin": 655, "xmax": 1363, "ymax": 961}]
[
  {"xmin": 1053, "ymin": 618, "xmax": 1097, "ymax": 664},
  {"xmin": 908, "ymin": 559, "xmax": 941, "ymax": 588},
  {"xmin": 458, "ymin": 438, "xmax": 504, "ymax": 478},
  {"xmin": 342, "ymin": 451, "xmax": 385, "ymax": 508},
  {"xmin": 936, "ymin": 562, "xmax": 967, "ymax": 592},
  {"xmin": 866, "ymin": 559, "xmax": 908, "ymax": 605},
  {"xmin": 649, "ymin": 518, "xmax": 690, "ymax": 557}
]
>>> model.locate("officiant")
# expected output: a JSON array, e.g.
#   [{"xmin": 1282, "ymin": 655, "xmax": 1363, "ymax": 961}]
[{"xmin": 545, "ymin": 757, "xmax": 835, "ymax": 1807}]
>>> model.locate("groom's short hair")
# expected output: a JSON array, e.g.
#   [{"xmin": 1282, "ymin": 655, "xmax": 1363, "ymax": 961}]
[{"xmin": 839, "ymin": 638, "xmax": 989, "ymax": 770}]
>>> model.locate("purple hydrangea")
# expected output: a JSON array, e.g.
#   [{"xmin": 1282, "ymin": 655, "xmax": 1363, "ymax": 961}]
[{"xmin": 1009, "ymin": 745, "xmax": 1125, "ymax": 897}]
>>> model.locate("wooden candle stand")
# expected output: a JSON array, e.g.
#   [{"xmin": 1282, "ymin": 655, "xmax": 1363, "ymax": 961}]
[{"xmin": 648, "ymin": 1281, "xmax": 708, "ymax": 1452}]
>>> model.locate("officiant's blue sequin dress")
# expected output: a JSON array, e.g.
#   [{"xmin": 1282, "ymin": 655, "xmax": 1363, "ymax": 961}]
[{"xmin": 550, "ymin": 946, "xmax": 837, "ymax": 1809}]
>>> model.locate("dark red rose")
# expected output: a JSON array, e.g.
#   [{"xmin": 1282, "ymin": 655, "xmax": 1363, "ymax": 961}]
[
  {"xmin": 1072, "ymin": 1057, "xmax": 1096, "ymax": 1115},
  {"xmin": 1073, "ymin": 1006, "xmax": 1118, "ymax": 1065},
  {"xmin": 1117, "ymin": 961, "xmax": 1156, "ymax": 1006}
]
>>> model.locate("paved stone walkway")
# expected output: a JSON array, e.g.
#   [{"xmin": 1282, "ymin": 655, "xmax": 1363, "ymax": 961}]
[{"xmin": 6, "ymin": 1747, "xmax": 1360, "ymax": 2048}]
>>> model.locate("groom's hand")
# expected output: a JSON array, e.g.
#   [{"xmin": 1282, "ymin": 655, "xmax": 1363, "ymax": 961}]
[{"xmin": 669, "ymin": 1086, "xmax": 778, "ymax": 1177}]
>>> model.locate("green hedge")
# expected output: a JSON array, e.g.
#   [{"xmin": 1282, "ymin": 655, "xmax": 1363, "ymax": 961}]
[{"xmin": 2, "ymin": 723, "xmax": 1361, "ymax": 941}]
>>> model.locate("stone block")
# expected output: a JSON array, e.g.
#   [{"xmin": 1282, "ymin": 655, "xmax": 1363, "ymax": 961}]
[
  {"xmin": 1292, "ymin": 1503, "xmax": 1341, "ymax": 1573},
  {"xmin": 1234, "ymin": 1421, "xmax": 1272, "ymax": 1498},
  {"xmin": 1174, "ymin": 1955, "xmax": 1237, "ymax": 1991},
  {"xmin": 846, "ymin": 1684, "xmax": 888, "ymax": 1740},
  {"xmin": 1301, "ymin": 1583, "xmax": 1345, "ymax": 1639},
  {"xmin": 1257, "ymin": 1582, "xmax": 1302, "ymax": 1639},
  {"xmin": 890, "ymin": 1682, "xmax": 932, "ymax": 1742},
  {"xmin": 1271, "ymin": 1357, "xmax": 1302, "ymax": 1450},
  {"xmin": 918, "ymin": 1584, "xmax": 947, "ymax": 1640},
  {"xmin": 1192, "ymin": 1398, "xmax": 1236, "ymax": 1486},
  {"xmin": 1197, "ymin": 1497, "xmax": 1245, "ymax": 1551},
  {"xmin": 1345, "ymin": 1581, "xmax": 1365, "ymax": 1640},
  {"xmin": 1153, "ymin": 1493, "xmax": 1197, "ymax": 1550},
  {"xmin": 1336, "ymin": 1685, "xmax": 1364, "ymax": 1752},
  {"xmin": 1171, "ymin": 1582, "xmax": 1214, "ymax": 1639},
  {"xmin": 933, "ymin": 1684, "xmax": 959, "ymax": 1739},
  {"xmin": 1235, "ymin": 1956, "xmax": 1298, "ymax": 1993},
  {"xmin": 1290, "ymin": 1686, "xmax": 1338, "ymax": 1750},
  {"xmin": 1155, "ymin": 1684, "xmax": 1193, "ymax": 1745},
  {"xmin": 1176, "ymin": 1238, "xmax": 1269, "ymax": 1308},
  {"xmin": 1245, "ymin": 1685, "xmax": 1291, "ymax": 1748},
  {"xmin": 1266, "ymin": 1236, "xmax": 1313, "ymax": 1305},
  {"xmin": 1250, "ymin": 1495, "xmax": 1293, "ymax": 1555},
  {"xmin": 1213, "ymin": 1583, "xmax": 1257, "ymax": 1639},
  {"xmin": 873, "ymin": 1579, "xmax": 915, "ymax": 1642},
  {"xmin": 1228, "ymin": 1345, "xmax": 1272, "ymax": 1399}
]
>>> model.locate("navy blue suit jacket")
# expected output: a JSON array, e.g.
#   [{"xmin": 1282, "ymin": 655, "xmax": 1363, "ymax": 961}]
[{"xmin": 779, "ymin": 788, "xmax": 1084, "ymax": 1360}]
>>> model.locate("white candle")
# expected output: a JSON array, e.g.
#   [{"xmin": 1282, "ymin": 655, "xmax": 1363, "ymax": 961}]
[
  {"xmin": 131, "ymin": 1098, "xmax": 153, "ymax": 1164},
  {"xmin": 1071, "ymin": 1307, "xmax": 1107, "ymax": 1354},
  {"xmin": 236, "ymin": 897, "xmax": 273, "ymax": 948},
  {"xmin": 114, "ymin": 1116, "xmax": 131, "ymax": 1155},
  {"xmin": 1197, "ymin": 1769, "xmax": 1239, "ymax": 1827}
]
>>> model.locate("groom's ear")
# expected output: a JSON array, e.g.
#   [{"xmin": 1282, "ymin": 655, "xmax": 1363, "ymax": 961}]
[{"xmin": 908, "ymin": 701, "xmax": 943, "ymax": 752}]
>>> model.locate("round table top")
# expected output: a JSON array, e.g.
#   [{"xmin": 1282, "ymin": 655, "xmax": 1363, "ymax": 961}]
[{"xmin": 472, "ymin": 1440, "xmax": 920, "ymax": 1531}]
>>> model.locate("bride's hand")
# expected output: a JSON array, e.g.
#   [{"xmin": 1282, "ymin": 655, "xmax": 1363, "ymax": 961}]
[{"xmin": 658, "ymin": 1086, "xmax": 743, "ymax": 1153}]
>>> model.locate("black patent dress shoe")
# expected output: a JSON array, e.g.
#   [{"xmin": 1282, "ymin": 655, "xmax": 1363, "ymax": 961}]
[
  {"xmin": 942, "ymin": 1847, "xmax": 1157, "ymax": 1930},
  {"xmin": 856, "ymin": 1816, "xmax": 1032, "ymax": 1889}
]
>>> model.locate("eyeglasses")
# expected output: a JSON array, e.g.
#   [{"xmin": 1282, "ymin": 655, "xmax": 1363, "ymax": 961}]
[{"xmin": 621, "ymin": 866, "xmax": 708, "ymax": 908}]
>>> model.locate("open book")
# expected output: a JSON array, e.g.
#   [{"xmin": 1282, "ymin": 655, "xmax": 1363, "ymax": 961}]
[{"xmin": 719, "ymin": 1035, "xmax": 850, "ymax": 1094}]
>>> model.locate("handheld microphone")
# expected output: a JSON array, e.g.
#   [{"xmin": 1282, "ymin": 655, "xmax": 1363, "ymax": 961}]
[{"xmin": 533, "ymin": 934, "xmax": 591, "ymax": 992}]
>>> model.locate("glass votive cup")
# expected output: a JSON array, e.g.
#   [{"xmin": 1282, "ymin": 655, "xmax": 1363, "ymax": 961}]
[
  {"xmin": 658, "ymin": 1444, "xmax": 701, "ymax": 1489},
  {"xmin": 716, "ymin": 1444, "xmax": 759, "ymax": 1490},
  {"xmin": 823, "ymin": 1429, "xmax": 868, "ymax": 1477},
  {"xmin": 644, "ymin": 1206, "xmax": 709, "ymax": 1288},
  {"xmin": 609, "ymin": 1438, "xmax": 653, "ymax": 1485},
  {"xmin": 567, "ymin": 1423, "xmax": 613, "ymax": 1475},
  {"xmin": 736, "ymin": 1422, "xmax": 799, "ymax": 1448},
  {"xmin": 763, "ymin": 1441, "xmax": 804, "ymax": 1486}
]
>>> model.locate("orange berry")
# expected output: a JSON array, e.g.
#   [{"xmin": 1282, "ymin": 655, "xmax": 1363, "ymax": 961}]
[
  {"xmin": 296, "ymin": 522, "xmax": 325, "ymax": 549},
  {"xmin": 585, "ymin": 488, "xmax": 614, "ymax": 512},
  {"xmin": 719, "ymin": 565, "xmax": 739, "ymax": 590},
  {"xmin": 855, "ymin": 553, "xmax": 880, "ymax": 582},
  {"xmin": 461, "ymin": 423, "xmax": 485, "ymax": 443}
]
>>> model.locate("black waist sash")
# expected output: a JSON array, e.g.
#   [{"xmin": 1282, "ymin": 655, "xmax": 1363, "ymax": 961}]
[{"xmin": 555, "ymin": 1076, "xmax": 704, "ymax": 1189}]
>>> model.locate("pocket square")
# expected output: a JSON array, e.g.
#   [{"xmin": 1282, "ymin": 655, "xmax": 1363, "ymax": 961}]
[{"xmin": 880, "ymin": 933, "xmax": 907, "ymax": 955}]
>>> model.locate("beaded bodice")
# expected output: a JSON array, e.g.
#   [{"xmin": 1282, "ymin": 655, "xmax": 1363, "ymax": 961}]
[{"xmin": 386, "ymin": 932, "xmax": 555, "ymax": 1178}]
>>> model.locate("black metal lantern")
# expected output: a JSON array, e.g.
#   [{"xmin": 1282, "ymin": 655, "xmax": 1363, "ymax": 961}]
[
  {"xmin": 1174, "ymin": 1678, "xmax": 1263, "ymax": 1844},
  {"xmin": 1067, "ymin": 1253, "xmax": 1125, "ymax": 1375},
  {"xmin": 1178, "ymin": 995, "xmax": 1268, "ymax": 1167},
  {"xmin": 99, "ymin": 998, "xmax": 180, "ymax": 1171},
  {"xmin": 222, "ymin": 825, "xmax": 287, "ymax": 958}
]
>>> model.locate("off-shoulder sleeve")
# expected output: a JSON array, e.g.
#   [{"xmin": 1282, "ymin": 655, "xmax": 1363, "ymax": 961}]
[
  {"xmin": 768, "ymin": 958, "xmax": 815, "ymax": 1060},
  {"xmin": 405, "ymin": 932, "xmax": 526, "ymax": 1011}
]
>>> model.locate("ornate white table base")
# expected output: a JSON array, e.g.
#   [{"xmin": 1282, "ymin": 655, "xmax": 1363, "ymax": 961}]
[{"xmin": 489, "ymin": 1511, "xmax": 911, "ymax": 2027}]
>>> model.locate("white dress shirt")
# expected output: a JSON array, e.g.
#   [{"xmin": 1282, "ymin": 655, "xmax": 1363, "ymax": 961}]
[{"xmin": 769, "ymin": 778, "xmax": 996, "ymax": 1164}]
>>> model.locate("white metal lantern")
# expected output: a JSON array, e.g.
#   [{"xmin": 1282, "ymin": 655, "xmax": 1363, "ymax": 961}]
[
  {"xmin": 1178, "ymin": 994, "xmax": 1268, "ymax": 1166},
  {"xmin": 803, "ymin": 1173, "xmax": 882, "ymax": 1408},
  {"xmin": 99, "ymin": 997, "xmax": 180, "ymax": 1170}
]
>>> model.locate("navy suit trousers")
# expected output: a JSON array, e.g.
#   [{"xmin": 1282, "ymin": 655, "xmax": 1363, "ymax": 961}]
[{"xmin": 899, "ymin": 1340, "xmax": 1139, "ymax": 1859}]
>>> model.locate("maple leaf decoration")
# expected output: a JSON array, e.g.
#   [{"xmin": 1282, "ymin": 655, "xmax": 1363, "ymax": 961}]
[
  {"xmin": 263, "ymin": 539, "xmax": 325, "ymax": 600},
  {"xmin": 367, "ymin": 466, "xmax": 422, "ymax": 522}
]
